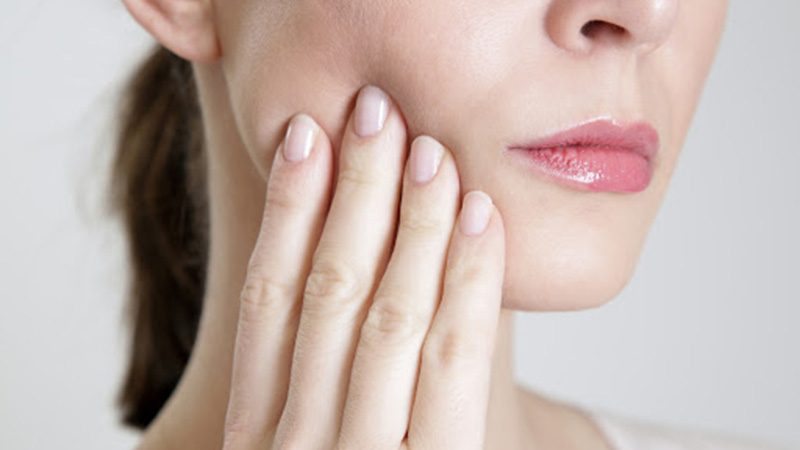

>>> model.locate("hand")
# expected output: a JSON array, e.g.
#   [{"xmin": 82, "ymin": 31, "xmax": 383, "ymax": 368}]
[{"xmin": 222, "ymin": 85, "xmax": 506, "ymax": 450}]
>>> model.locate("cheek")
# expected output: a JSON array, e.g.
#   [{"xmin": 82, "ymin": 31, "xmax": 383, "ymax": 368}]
[
  {"xmin": 218, "ymin": 1, "xmax": 373, "ymax": 178},
  {"xmin": 370, "ymin": 2, "xmax": 519, "ymax": 139},
  {"xmin": 230, "ymin": 58, "xmax": 357, "ymax": 180},
  {"xmin": 222, "ymin": 0, "xmax": 515, "ymax": 180},
  {"xmin": 215, "ymin": 0, "xmax": 727, "ymax": 312}
]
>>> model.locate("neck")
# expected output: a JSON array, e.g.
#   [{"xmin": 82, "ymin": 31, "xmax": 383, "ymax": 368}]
[{"xmin": 137, "ymin": 64, "xmax": 537, "ymax": 450}]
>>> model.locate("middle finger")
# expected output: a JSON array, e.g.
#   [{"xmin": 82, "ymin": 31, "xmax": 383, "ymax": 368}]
[{"xmin": 273, "ymin": 85, "xmax": 408, "ymax": 448}]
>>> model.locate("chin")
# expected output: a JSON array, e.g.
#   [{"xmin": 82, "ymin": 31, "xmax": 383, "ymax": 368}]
[{"xmin": 500, "ymin": 224, "xmax": 641, "ymax": 312}]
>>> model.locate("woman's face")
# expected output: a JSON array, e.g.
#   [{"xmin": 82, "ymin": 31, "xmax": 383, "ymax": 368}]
[{"xmin": 211, "ymin": 0, "xmax": 727, "ymax": 311}]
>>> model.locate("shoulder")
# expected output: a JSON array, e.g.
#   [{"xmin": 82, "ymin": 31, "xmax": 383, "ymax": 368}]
[{"xmin": 583, "ymin": 408, "xmax": 792, "ymax": 450}]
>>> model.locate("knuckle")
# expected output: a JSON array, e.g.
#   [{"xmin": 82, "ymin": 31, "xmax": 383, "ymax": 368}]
[
  {"xmin": 303, "ymin": 259, "xmax": 365, "ymax": 310},
  {"xmin": 423, "ymin": 328, "xmax": 488, "ymax": 370},
  {"xmin": 446, "ymin": 254, "xmax": 488, "ymax": 286},
  {"xmin": 337, "ymin": 161, "xmax": 382, "ymax": 192},
  {"xmin": 361, "ymin": 293, "xmax": 427, "ymax": 345},
  {"xmin": 265, "ymin": 176, "xmax": 305, "ymax": 215},
  {"xmin": 398, "ymin": 208, "xmax": 448, "ymax": 239},
  {"xmin": 240, "ymin": 272, "xmax": 293, "ymax": 316}
]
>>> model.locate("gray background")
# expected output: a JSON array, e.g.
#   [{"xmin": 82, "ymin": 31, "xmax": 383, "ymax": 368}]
[{"xmin": 1, "ymin": 1, "xmax": 797, "ymax": 448}]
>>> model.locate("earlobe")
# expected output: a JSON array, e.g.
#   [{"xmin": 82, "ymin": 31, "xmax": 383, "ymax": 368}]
[{"xmin": 122, "ymin": 0, "xmax": 220, "ymax": 62}]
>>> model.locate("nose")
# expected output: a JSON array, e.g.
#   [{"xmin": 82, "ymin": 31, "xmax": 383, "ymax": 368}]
[{"xmin": 545, "ymin": 0, "xmax": 679, "ymax": 56}]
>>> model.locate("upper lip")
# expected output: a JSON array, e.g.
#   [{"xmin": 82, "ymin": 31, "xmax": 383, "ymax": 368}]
[{"xmin": 507, "ymin": 118, "xmax": 660, "ymax": 163}]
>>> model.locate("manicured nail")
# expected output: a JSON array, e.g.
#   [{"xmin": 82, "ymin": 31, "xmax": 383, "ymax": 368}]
[
  {"xmin": 354, "ymin": 85, "xmax": 390, "ymax": 137},
  {"xmin": 283, "ymin": 114, "xmax": 318, "ymax": 162},
  {"xmin": 459, "ymin": 191, "xmax": 493, "ymax": 236},
  {"xmin": 409, "ymin": 136, "xmax": 445, "ymax": 185}
]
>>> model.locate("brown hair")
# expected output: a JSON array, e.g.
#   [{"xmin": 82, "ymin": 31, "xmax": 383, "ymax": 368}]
[{"xmin": 109, "ymin": 45, "xmax": 209, "ymax": 430}]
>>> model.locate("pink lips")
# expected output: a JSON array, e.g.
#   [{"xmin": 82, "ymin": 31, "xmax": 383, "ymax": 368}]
[{"xmin": 506, "ymin": 119, "xmax": 660, "ymax": 193}]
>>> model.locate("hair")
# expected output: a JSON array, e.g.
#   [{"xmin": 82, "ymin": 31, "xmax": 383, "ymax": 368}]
[{"xmin": 109, "ymin": 45, "xmax": 209, "ymax": 430}]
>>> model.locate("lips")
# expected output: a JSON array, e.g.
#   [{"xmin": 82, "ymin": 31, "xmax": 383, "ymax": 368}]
[{"xmin": 506, "ymin": 119, "xmax": 660, "ymax": 193}]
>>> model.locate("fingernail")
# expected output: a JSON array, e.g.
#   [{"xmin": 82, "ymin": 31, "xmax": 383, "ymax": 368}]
[
  {"xmin": 283, "ymin": 114, "xmax": 318, "ymax": 162},
  {"xmin": 409, "ymin": 136, "xmax": 444, "ymax": 185},
  {"xmin": 459, "ymin": 191, "xmax": 493, "ymax": 236},
  {"xmin": 354, "ymin": 85, "xmax": 390, "ymax": 138}
]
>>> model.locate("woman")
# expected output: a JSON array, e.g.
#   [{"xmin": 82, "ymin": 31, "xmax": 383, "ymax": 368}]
[{"xmin": 111, "ymin": 0, "xmax": 772, "ymax": 448}]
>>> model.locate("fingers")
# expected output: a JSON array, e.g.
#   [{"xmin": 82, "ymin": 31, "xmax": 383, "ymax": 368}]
[
  {"xmin": 337, "ymin": 136, "xmax": 460, "ymax": 449},
  {"xmin": 273, "ymin": 86, "xmax": 408, "ymax": 448},
  {"xmin": 223, "ymin": 114, "xmax": 334, "ymax": 449},
  {"xmin": 407, "ymin": 192, "xmax": 506, "ymax": 450},
  {"xmin": 225, "ymin": 83, "xmax": 505, "ymax": 450}
]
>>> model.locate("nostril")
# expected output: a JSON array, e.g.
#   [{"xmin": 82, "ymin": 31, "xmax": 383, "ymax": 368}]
[{"xmin": 580, "ymin": 20, "xmax": 627, "ymax": 40}]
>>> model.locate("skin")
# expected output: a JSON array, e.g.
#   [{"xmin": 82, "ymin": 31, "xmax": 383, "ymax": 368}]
[{"xmin": 121, "ymin": 0, "xmax": 728, "ymax": 448}]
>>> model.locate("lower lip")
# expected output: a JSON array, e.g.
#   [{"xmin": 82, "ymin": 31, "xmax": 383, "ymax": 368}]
[{"xmin": 508, "ymin": 146, "xmax": 653, "ymax": 193}]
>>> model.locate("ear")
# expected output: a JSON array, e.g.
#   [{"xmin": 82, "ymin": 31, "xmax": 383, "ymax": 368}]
[{"xmin": 122, "ymin": 0, "xmax": 220, "ymax": 62}]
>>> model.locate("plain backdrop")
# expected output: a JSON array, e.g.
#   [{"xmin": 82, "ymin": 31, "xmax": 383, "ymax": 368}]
[{"xmin": 1, "ymin": 1, "xmax": 798, "ymax": 449}]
